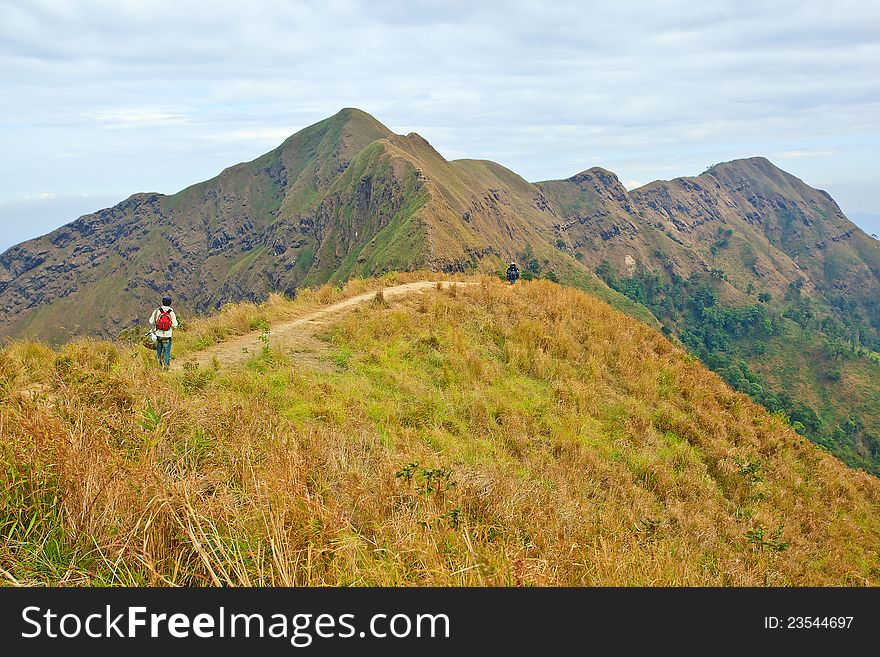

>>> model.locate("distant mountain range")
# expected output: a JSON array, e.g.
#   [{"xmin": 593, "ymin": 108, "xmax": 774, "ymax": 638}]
[{"xmin": 1, "ymin": 108, "xmax": 878, "ymax": 473}]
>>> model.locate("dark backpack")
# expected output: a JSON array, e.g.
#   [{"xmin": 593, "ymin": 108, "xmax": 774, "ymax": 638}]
[{"xmin": 156, "ymin": 308, "xmax": 173, "ymax": 331}]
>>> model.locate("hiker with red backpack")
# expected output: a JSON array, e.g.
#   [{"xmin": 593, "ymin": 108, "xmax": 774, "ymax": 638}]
[{"xmin": 149, "ymin": 296, "xmax": 178, "ymax": 370}]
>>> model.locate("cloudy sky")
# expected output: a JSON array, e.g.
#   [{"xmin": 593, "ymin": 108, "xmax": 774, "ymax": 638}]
[{"xmin": 1, "ymin": 0, "xmax": 878, "ymax": 251}]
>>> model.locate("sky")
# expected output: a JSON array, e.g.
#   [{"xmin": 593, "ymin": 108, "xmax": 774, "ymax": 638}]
[{"xmin": 1, "ymin": 0, "xmax": 879, "ymax": 252}]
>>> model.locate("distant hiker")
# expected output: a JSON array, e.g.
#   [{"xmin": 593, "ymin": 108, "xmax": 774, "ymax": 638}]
[
  {"xmin": 149, "ymin": 296, "xmax": 178, "ymax": 370},
  {"xmin": 506, "ymin": 261, "xmax": 520, "ymax": 284}
]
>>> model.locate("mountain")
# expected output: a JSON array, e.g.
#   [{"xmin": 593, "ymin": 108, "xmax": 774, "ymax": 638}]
[
  {"xmin": 551, "ymin": 159, "xmax": 880, "ymax": 473},
  {"xmin": 540, "ymin": 157, "xmax": 879, "ymax": 315},
  {"xmin": 0, "ymin": 109, "xmax": 393, "ymax": 340},
  {"xmin": 1, "ymin": 108, "xmax": 649, "ymax": 341},
  {"xmin": 634, "ymin": 158, "xmax": 879, "ymax": 310},
  {"xmin": 3, "ymin": 276, "xmax": 879, "ymax": 585},
  {"xmin": 0, "ymin": 108, "xmax": 877, "ymax": 474},
  {"xmin": 3, "ymin": 110, "xmax": 876, "ymax": 345}
]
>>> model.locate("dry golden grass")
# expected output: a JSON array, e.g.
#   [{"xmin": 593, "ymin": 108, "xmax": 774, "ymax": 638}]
[
  {"xmin": 1, "ymin": 276, "xmax": 879, "ymax": 586},
  {"xmin": 170, "ymin": 269, "xmax": 459, "ymax": 357}
]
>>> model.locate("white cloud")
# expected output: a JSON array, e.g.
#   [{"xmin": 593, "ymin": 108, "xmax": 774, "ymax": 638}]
[{"xmin": 91, "ymin": 109, "xmax": 187, "ymax": 126}]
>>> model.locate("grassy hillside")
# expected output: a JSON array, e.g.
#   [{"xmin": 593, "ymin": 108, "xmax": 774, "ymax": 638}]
[
  {"xmin": 2, "ymin": 276, "xmax": 879, "ymax": 586},
  {"xmin": 739, "ymin": 319, "xmax": 880, "ymax": 467},
  {"xmin": 594, "ymin": 264, "xmax": 880, "ymax": 475}
]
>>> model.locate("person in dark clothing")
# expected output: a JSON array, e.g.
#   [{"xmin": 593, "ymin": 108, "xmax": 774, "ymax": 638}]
[
  {"xmin": 506, "ymin": 261, "xmax": 521, "ymax": 284},
  {"xmin": 149, "ymin": 296, "xmax": 179, "ymax": 370}
]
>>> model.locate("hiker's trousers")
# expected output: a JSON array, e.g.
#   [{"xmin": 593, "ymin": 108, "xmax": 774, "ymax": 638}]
[{"xmin": 156, "ymin": 337, "xmax": 172, "ymax": 367}]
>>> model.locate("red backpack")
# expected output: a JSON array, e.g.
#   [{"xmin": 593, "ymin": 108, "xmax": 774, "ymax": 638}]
[{"xmin": 156, "ymin": 308, "xmax": 173, "ymax": 331}]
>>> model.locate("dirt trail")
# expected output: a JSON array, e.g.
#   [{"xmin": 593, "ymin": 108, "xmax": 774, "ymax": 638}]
[{"xmin": 174, "ymin": 280, "xmax": 468, "ymax": 370}]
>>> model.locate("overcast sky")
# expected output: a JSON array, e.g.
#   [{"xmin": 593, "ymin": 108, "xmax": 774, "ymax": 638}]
[{"xmin": 1, "ymin": 0, "xmax": 879, "ymax": 252}]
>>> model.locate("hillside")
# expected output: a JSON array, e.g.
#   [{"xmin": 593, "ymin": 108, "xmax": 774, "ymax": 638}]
[
  {"xmin": 0, "ymin": 107, "xmax": 876, "ymax": 474},
  {"xmin": 2, "ymin": 276, "xmax": 879, "ymax": 586},
  {"xmin": 539, "ymin": 161, "xmax": 880, "ymax": 474}
]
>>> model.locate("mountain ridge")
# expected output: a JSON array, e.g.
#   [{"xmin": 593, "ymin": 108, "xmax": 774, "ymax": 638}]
[
  {"xmin": 1, "ymin": 108, "xmax": 877, "ymax": 475},
  {"xmin": 3, "ymin": 109, "xmax": 875, "ymax": 344}
]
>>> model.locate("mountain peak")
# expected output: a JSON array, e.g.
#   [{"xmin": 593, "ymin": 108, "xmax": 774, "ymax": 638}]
[
  {"xmin": 566, "ymin": 167, "xmax": 628, "ymax": 196},
  {"xmin": 335, "ymin": 106, "xmax": 377, "ymax": 121},
  {"xmin": 274, "ymin": 107, "xmax": 391, "ymax": 152},
  {"xmin": 331, "ymin": 107, "xmax": 392, "ymax": 135},
  {"xmin": 704, "ymin": 156, "xmax": 780, "ymax": 177},
  {"xmin": 570, "ymin": 166, "xmax": 619, "ymax": 181}
]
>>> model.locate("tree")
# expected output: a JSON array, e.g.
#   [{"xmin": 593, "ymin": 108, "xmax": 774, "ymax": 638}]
[
  {"xmin": 741, "ymin": 243, "xmax": 758, "ymax": 269},
  {"xmin": 595, "ymin": 260, "xmax": 615, "ymax": 286}
]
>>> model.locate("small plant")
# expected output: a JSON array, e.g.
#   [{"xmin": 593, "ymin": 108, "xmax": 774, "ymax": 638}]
[
  {"xmin": 258, "ymin": 323, "xmax": 270, "ymax": 355},
  {"xmin": 181, "ymin": 361, "xmax": 215, "ymax": 393},
  {"xmin": 710, "ymin": 227, "xmax": 733, "ymax": 256},
  {"xmin": 248, "ymin": 316, "xmax": 270, "ymax": 331},
  {"xmin": 441, "ymin": 507, "xmax": 463, "ymax": 530},
  {"xmin": 396, "ymin": 462, "xmax": 460, "ymax": 530},
  {"xmin": 371, "ymin": 290, "xmax": 387, "ymax": 308},
  {"xmin": 418, "ymin": 466, "xmax": 455, "ymax": 496},
  {"xmin": 746, "ymin": 524, "xmax": 789, "ymax": 552},
  {"xmin": 825, "ymin": 369, "xmax": 841, "ymax": 382},
  {"xmin": 734, "ymin": 457, "xmax": 763, "ymax": 483},
  {"xmin": 395, "ymin": 461, "xmax": 420, "ymax": 483},
  {"xmin": 139, "ymin": 400, "xmax": 165, "ymax": 432}
]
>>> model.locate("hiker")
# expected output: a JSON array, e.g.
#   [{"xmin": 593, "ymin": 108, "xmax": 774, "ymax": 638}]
[
  {"xmin": 149, "ymin": 296, "xmax": 178, "ymax": 370},
  {"xmin": 506, "ymin": 261, "xmax": 521, "ymax": 284}
]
